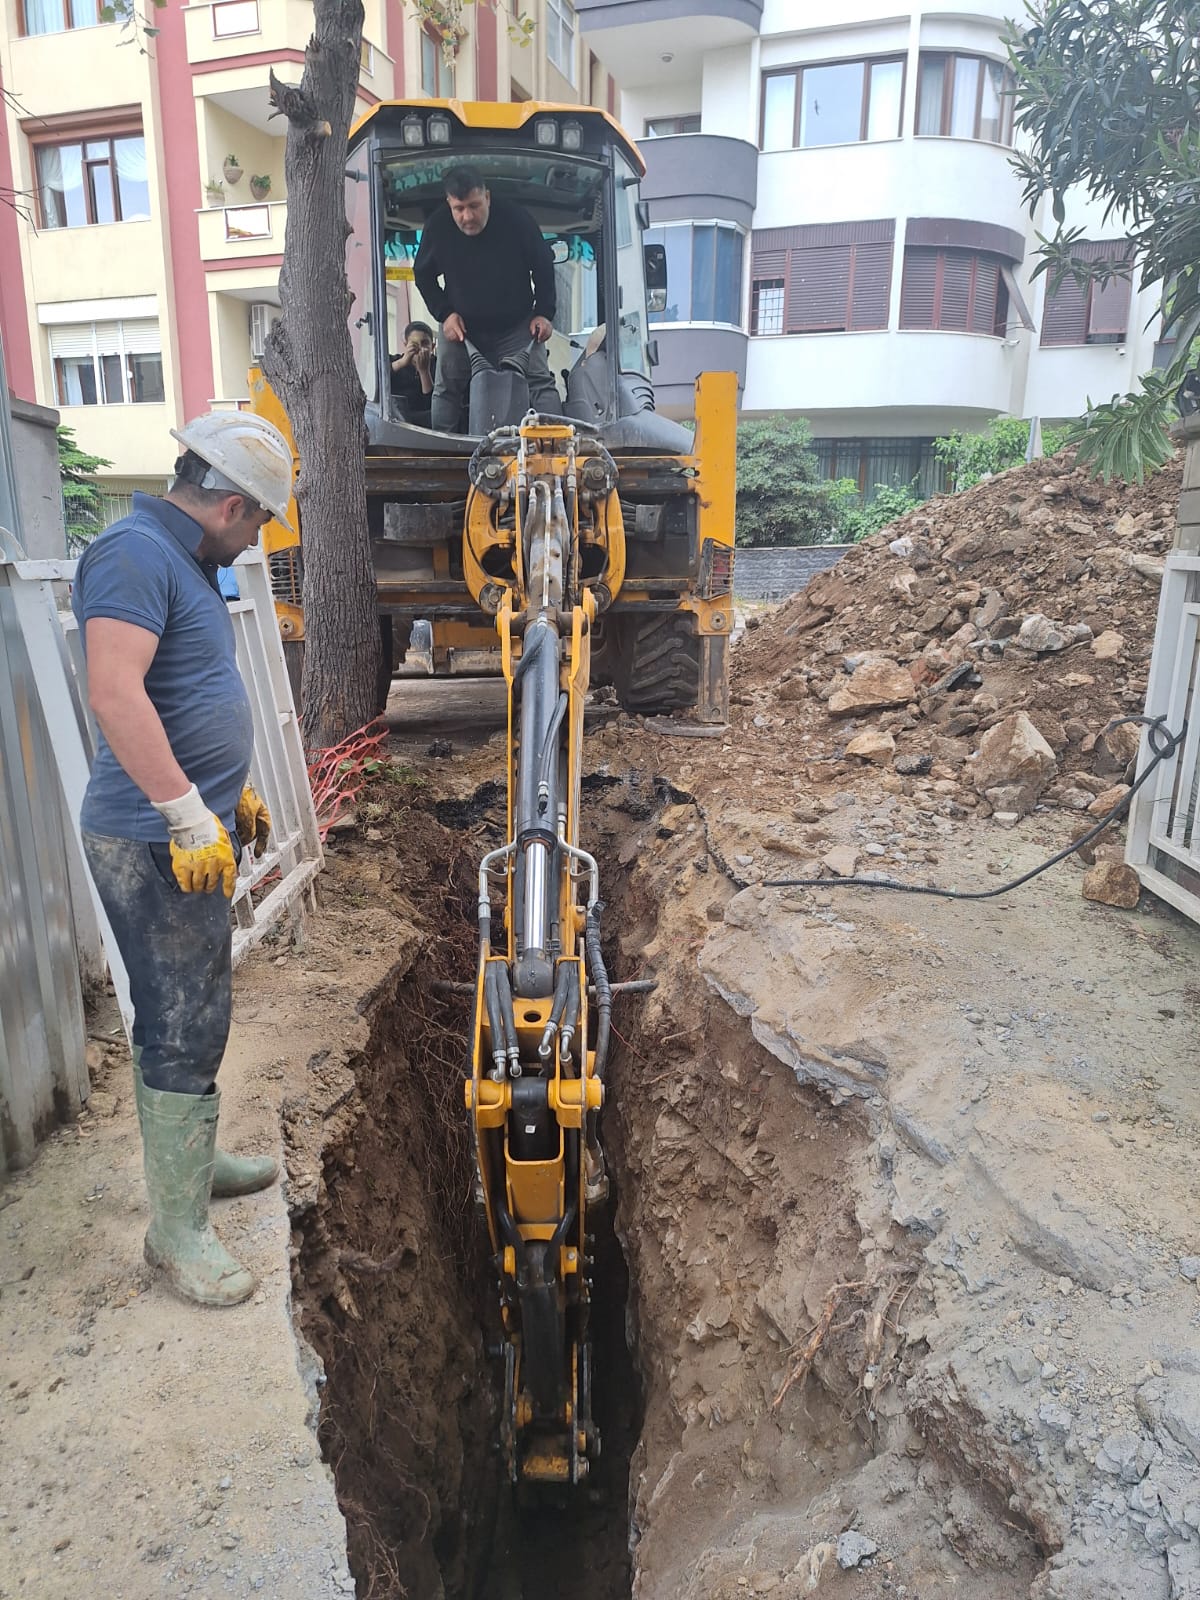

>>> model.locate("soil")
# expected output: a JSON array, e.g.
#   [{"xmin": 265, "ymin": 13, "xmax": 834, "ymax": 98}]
[{"xmin": 3, "ymin": 507, "xmax": 1200, "ymax": 1600}]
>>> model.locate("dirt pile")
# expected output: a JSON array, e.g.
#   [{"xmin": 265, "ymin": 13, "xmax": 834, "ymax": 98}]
[{"xmin": 733, "ymin": 451, "xmax": 1179, "ymax": 829}]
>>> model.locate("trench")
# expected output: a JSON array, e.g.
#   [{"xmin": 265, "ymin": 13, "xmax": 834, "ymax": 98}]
[{"xmin": 291, "ymin": 772, "xmax": 1047, "ymax": 1600}]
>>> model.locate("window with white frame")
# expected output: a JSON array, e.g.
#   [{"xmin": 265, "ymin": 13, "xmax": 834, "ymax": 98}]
[
  {"xmin": 643, "ymin": 223, "xmax": 744, "ymax": 326},
  {"xmin": 35, "ymin": 133, "xmax": 150, "ymax": 229},
  {"xmin": 49, "ymin": 320, "xmax": 164, "ymax": 407},
  {"xmin": 546, "ymin": 0, "xmax": 576, "ymax": 84}
]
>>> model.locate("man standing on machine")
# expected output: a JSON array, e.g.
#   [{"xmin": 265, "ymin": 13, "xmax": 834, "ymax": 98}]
[{"xmin": 415, "ymin": 163, "xmax": 560, "ymax": 431}]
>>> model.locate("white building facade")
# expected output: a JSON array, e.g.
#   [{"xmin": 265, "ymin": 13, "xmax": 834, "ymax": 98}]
[{"xmin": 577, "ymin": 0, "xmax": 1167, "ymax": 496}]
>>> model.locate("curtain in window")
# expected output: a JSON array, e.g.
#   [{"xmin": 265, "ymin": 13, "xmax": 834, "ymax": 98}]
[
  {"xmin": 69, "ymin": 0, "xmax": 99, "ymax": 25},
  {"xmin": 114, "ymin": 137, "xmax": 150, "ymax": 220},
  {"xmin": 23, "ymin": 0, "xmax": 62, "ymax": 34},
  {"xmin": 917, "ymin": 59, "xmax": 945, "ymax": 135},
  {"xmin": 36, "ymin": 144, "xmax": 86, "ymax": 228}
]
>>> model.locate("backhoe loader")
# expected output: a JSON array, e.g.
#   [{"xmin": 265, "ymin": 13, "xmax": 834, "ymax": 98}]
[{"xmin": 251, "ymin": 99, "xmax": 736, "ymax": 1485}]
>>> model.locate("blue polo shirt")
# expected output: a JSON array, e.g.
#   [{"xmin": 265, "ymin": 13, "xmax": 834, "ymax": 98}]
[{"xmin": 73, "ymin": 493, "xmax": 254, "ymax": 843}]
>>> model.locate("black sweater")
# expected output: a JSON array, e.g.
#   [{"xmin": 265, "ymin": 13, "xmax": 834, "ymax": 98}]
[{"xmin": 413, "ymin": 196, "xmax": 556, "ymax": 337}]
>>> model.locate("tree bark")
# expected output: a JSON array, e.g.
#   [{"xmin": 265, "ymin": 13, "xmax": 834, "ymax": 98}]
[{"xmin": 262, "ymin": 0, "xmax": 380, "ymax": 750}]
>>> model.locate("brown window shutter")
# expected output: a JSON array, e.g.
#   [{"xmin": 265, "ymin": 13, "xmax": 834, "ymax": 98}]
[
  {"xmin": 900, "ymin": 247, "xmax": 938, "ymax": 327},
  {"xmin": 751, "ymin": 246, "xmax": 788, "ymax": 280},
  {"xmin": 970, "ymin": 258, "xmax": 1000, "ymax": 334},
  {"xmin": 1041, "ymin": 271, "xmax": 1088, "ymax": 345},
  {"xmin": 1088, "ymin": 269, "xmax": 1132, "ymax": 337},
  {"xmin": 938, "ymin": 251, "xmax": 973, "ymax": 330},
  {"xmin": 848, "ymin": 241, "xmax": 892, "ymax": 329},
  {"xmin": 787, "ymin": 244, "xmax": 852, "ymax": 331}
]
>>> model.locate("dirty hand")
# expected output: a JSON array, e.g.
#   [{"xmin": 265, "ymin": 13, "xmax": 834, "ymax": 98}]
[
  {"xmin": 443, "ymin": 312, "xmax": 467, "ymax": 343},
  {"xmin": 235, "ymin": 784, "xmax": 272, "ymax": 858},
  {"xmin": 530, "ymin": 315, "xmax": 553, "ymax": 344},
  {"xmin": 151, "ymin": 783, "xmax": 237, "ymax": 897}
]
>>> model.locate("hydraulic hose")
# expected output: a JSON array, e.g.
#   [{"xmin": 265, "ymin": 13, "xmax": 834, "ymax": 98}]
[
  {"xmin": 495, "ymin": 960, "xmax": 520, "ymax": 1076},
  {"xmin": 536, "ymin": 692, "xmax": 569, "ymax": 817},
  {"xmin": 483, "ymin": 962, "xmax": 506, "ymax": 1080},
  {"xmin": 539, "ymin": 959, "xmax": 573, "ymax": 1060},
  {"xmin": 584, "ymin": 902, "xmax": 611, "ymax": 1081},
  {"xmin": 512, "ymin": 616, "xmax": 550, "ymax": 691}
]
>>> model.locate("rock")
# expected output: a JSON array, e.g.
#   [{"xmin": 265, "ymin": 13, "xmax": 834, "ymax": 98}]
[
  {"xmin": 1087, "ymin": 784, "xmax": 1131, "ymax": 816},
  {"xmin": 827, "ymin": 659, "xmax": 915, "ymax": 717},
  {"xmin": 779, "ymin": 677, "xmax": 809, "ymax": 703},
  {"xmin": 1095, "ymin": 1432, "xmax": 1146, "ymax": 1484},
  {"xmin": 1179, "ymin": 1257, "xmax": 1200, "ymax": 1283},
  {"xmin": 822, "ymin": 846, "xmax": 860, "ymax": 878},
  {"xmin": 1161, "ymin": 1377, "xmax": 1200, "ymax": 1465},
  {"xmin": 1039, "ymin": 1397, "xmax": 1074, "ymax": 1440},
  {"xmin": 1091, "ymin": 630, "xmax": 1126, "ymax": 661},
  {"xmin": 845, "ymin": 729, "xmax": 896, "ymax": 765},
  {"xmin": 894, "ymin": 752, "xmax": 933, "ymax": 776},
  {"xmin": 1081, "ymin": 861, "xmax": 1141, "ymax": 909},
  {"xmin": 971, "ymin": 711, "xmax": 1058, "ymax": 817},
  {"xmin": 1008, "ymin": 1348, "xmax": 1040, "ymax": 1384},
  {"xmin": 1013, "ymin": 614, "xmax": 1093, "ymax": 653},
  {"xmin": 836, "ymin": 1532, "xmax": 879, "ymax": 1570}
]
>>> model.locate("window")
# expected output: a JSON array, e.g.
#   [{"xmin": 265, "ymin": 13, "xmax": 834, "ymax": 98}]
[
  {"xmin": 546, "ymin": 0, "xmax": 576, "ymax": 84},
  {"xmin": 613, "ymin": 148, "xmax": 649, "ymax": 376},
  {"xmin": 225, "ymin": 204, "xmax": 272, "ymax": 242},
  {"xmin": 211, "ymin": 0, "xmax": 259, "ymax": 38},
  {"xmin": 815, "ymin": 437, "xmax": 945, "ymax": 503},
  {"xmin": 917, "ymin": 55, "xmax": 1015, "ymax": 144},
  {"xmin": 1040, "ymin": 241, "xmax": 1135, "ymax": 347},
  {"xmin": 19, "ymin": 0, "xmax": 100, "ymax": 36},
  {"xmin": 750, "ymin": 222, "xmax": 894, "ymax": 334},
  {"xmin": 420, "ymin": 29, "xmax": 455, "ymax": 96},
  {"xmin": 751, "ymin": 279, "xmax": 785, "ymax": 335},
  {"xmin": 360, "ymin": 38, "xmax": 375, "ymax": 75},
  {"xmin": 644, "ymin": 224, "xmax": 744, "ymax": 326},
  {"xmin": 49, "ymin": 320, "xmax": 164, "ymax": 407},
  {"xmin": 35, "ymin": 134, "xmax": 149, "ymax": 229},
  {"xmin": 644, "ymin": 115, "xmax": 702, "ymax": 138},
  {"xmin": 761, "ymin": 58, "xmax": 904, "ymax": 151},
  {"xmin": 900, "ymin": 247, "xmax": 1008, "ymax": 335}
]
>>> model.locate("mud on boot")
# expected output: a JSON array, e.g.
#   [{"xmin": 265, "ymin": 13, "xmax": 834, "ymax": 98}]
[
  {"xmin": 133, "ymin": 1053, "xmax": 278, "ymax": 1199},
  {"xmin": 139, "ymin": 1085, "xmax": 256, "ymax": 1307}
]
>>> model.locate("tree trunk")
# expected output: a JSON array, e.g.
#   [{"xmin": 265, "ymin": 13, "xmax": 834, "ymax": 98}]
[{"xmin": 261, "ymin": 0, "xmax": 380, "ymax": 750}]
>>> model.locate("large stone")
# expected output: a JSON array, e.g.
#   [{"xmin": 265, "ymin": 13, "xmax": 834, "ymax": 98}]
[
  {"xmin": 1081, "ymin": 861, "xmax": 1141, "ymax": 909},
  {"xmin": 1091, "ymin": 629, "xmax": 1126, "ymax": 661},
  {"xmin": 1013, "ymin": 614, "xmax": 1093, "ymax": 653},
  {"xmin": 845, "ymin": 729, "xmax": 896, "ymax": 765},
  {"xmin": 970, "ymin": 711, "xmax": 1058, "ymax": 816},
  {"xmin": 827, "ymin": 659, "xmax": 914, "ymax": 717}
]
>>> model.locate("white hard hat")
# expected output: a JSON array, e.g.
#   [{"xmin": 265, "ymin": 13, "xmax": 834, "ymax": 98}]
[{"xmin": 170, "ymin": 411, "xmax": 295, "ymax": 533}]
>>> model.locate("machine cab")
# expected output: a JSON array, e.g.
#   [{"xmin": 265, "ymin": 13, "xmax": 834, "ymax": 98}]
[{"xmin": 344, "ymin": 100, "xmax": 686, "ymax": 453}]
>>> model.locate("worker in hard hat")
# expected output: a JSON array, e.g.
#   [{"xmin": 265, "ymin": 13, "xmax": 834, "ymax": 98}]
[{"xmin": 73, "ymin": 411, "xmax": 295, "ymax": 1309}]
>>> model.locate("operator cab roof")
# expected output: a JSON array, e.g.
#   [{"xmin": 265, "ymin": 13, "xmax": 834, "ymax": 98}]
[{"xmin": 349, "ymin": 99, "xmax": 645, "ymax": 176}]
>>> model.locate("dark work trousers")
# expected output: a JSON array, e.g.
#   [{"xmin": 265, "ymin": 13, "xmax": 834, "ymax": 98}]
[
  {"xmin": 431, "ymin": 319, "xmax": 560, "ymax": 432},
  {"xmin": 83, "ymin": 831, "xmax": 239, "ymax": 1097}
]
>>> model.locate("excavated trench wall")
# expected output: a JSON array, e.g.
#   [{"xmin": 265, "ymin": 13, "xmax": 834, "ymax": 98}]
[{"xmin": 292, "ymin": 778, "xmax": 1049, "ymax": 1599}]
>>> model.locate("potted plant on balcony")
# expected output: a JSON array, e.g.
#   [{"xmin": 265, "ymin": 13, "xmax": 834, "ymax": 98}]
[
  {"xmin": 223, "ymin": 154, "xmax": 243, "ymax": 184},
  {"xmin": 249, "ymin": 173, "xmax": 272, "ymax": 202},
  {"xmin": 204, "ymin": 177, "xmax": 225, "ymax": 208}
]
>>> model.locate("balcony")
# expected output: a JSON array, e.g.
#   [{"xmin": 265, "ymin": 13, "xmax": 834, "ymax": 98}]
[
  {"xmin": 653, "ymin": 326, "xmax": 747, "ymax": 418},
  {"xmin": 640, "ymin": 133, "xmax": 757, "ymax": 228},
  {"xmin": 577, "ymin": 0, "xmax": 761, "ymax": 89},
  {"xmin": 197, "ymin": 200, "xmax": 285, "ymax": 264},
  {"xmin": 744, "ymin": 328, "xmax": 1022, "ymax": 425}
]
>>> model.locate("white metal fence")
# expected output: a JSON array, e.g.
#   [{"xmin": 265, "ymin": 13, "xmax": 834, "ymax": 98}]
[
  {"xmin": 1127, "ymin": 552, "xmax": 1200, "ymax": 919},
  {"xmin": 0, "ymin": 538, "xmax": 322, "ymax": 1170}
]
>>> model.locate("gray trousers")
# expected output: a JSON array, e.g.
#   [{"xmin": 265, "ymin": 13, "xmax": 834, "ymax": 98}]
[
  {"xmin": 83, "ymin": 831, "xmax": 237, "ymax": 1096},
  {"xmin": 431, "ymin": 319, "xmax": 560, "ymax": 432}
]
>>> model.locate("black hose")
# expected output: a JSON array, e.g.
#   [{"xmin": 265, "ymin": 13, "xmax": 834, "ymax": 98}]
[
  {"xmin": 536, "ymin": 692, "xmax": 569, "ymax": 815},
  {"xmin": 512, "ymin": 618, "xmax": 548, "ymax": 689},
  {"xmin": 495, "ymin": 961, "xmax": 519, "ymax": 1064},
  {"xmin": 585, "ymin": 902, "xmax": 611, "ymax": 1081},
  {"xmin": 540, "ymin": 959, "xmax": 573, "ymax": 1059},
  {"xmin": 765, "ymin": 714, "xmax": 1185, "ymax": 903},
  {"xmin": 483, "ymin": 962, "xmax": 505, "ymax": 1075}
]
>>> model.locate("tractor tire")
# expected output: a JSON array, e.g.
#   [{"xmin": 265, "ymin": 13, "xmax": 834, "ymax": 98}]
[{"xmin": 609, "ymin": 611, "xmax": 707, "ymax": 716}]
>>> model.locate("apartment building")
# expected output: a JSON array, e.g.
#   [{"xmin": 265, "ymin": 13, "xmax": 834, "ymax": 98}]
[
  {"xmin": 0, "ymin": 0, "xmax": 613, "ymax": 501},
  {"xmin": 577, "ymin": 0, "xmax": 1165, "ymax": 497}
]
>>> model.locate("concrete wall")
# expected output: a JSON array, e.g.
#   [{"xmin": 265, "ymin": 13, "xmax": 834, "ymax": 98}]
[
  {"xmin": 734, "ymin": 542, "xmax": 850, "ymax": 601},
  {"xmin": 9, "ymin": 394, "xmax": 65, "ymax": 559}
]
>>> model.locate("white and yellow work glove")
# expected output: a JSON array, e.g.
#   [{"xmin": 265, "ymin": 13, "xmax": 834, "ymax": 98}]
[
  {"xmin": 235, "ymin": 784, "xmax": 272, "ymax": 859},
  {"xmin": 151, "ymin": 784, "xmax": 237, "ymax": 898}
]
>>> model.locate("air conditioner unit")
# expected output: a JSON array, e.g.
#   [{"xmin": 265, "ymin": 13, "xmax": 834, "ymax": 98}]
[{"xmin": 249, "ymin": 302, "xmax": 280, "ymax": 359}]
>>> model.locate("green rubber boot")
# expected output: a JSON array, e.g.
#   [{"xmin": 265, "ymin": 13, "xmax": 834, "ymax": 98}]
[
  {"xmin": 139, "ymin": 1084, "xmax": 256, "ymax": 1307},
  {"xmin": 132, "ymin": 1052, "xmax": 278, "ymax": 1199}
]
